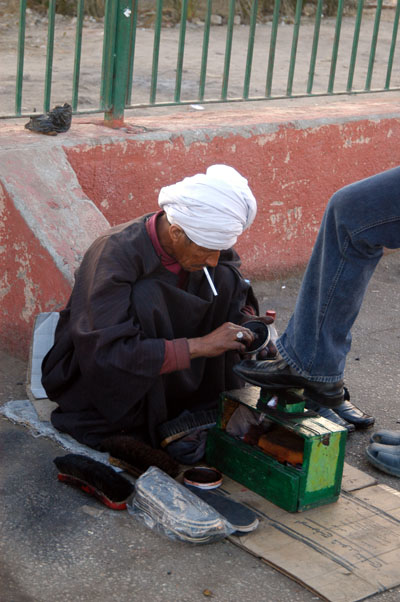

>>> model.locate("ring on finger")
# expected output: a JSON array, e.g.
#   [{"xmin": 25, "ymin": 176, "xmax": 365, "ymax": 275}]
[{"xmin": 236, "ymin": 331, "xmax": 244, "ymax": 340}]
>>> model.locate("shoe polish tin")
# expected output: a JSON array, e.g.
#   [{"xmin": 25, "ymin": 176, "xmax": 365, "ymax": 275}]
[
  {"xmin": 242, "ymin": 320, "xmax": 270, "ymax": 354},
  {"xmin": 183, "ymin": 467, "xmax": 223, "ymax": 489}
]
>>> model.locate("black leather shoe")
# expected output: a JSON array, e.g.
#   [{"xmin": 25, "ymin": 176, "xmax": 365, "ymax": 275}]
[
  {"xmin": 306, "ymin": 400, "xmax": 355, "ymax": 433},
  {"xmin": 233, "ymin": 358, "xmax": 344, "ymax": 408},
  {"xmin": 334, "ymin": 400, "xmax": 375, "ymax": 429}
]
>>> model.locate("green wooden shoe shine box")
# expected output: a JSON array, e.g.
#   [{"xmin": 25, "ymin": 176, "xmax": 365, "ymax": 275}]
[{"xmin": 205, "ymin": 386, "xmax": 347, "ymax": 512}]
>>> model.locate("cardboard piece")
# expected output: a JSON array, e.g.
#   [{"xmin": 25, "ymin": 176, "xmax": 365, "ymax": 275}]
[
  {"xmin": 341, "ymin": 462, "xmax": 377, "ymax": 492},
  {"xmin": 222, "ymin": 468, "xmax": 400, "ymax": 602},
  {"xmin": 31, "ymin": 398, "xmax": 57, "ymax": 422}
]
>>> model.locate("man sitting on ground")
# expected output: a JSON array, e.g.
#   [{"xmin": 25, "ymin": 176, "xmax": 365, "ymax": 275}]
[{"xmin": 41, "ymin": 165, "xmax": 262, "ymax": 456}]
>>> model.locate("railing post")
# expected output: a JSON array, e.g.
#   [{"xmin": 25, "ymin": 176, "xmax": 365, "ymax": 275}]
[
  {"xmin": 101, "ymin": 0, "xmax": 133, "ymax": 126},
  {"xmin": 15, "ymin": 0, "xmax": 27, "ymax": 116}
]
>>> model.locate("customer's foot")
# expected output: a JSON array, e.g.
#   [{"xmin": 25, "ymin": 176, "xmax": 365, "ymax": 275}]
[
  {"xmin": 334, "ymin": 396, "xmax": 375, "ymax": 429},
  {"xmin": 306, "ymin": 400, "xmax": 355, "ymax": 433},
  {"xmin": 335, "ymin": 386, "xmax": 375, "ymax": 429},
  {"xmin": 233, "ymin": 358, "xmax": 344, "ymax": 408}
]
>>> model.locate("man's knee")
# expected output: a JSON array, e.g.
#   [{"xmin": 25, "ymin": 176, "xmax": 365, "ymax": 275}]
[{"xmin": 325, "ymin": 185, "xmax": 354, "ymax": 225}]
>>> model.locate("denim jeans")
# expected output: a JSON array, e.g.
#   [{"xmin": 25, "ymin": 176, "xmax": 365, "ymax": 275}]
[{"xmin": 277, "ymin": 167, "xmax": 400, "ymax": 383}]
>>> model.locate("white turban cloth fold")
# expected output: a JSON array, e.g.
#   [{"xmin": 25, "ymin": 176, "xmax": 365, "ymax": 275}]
[{"xmin": 158, "ymin": 164, "xmax": 257, "ymax": 250}]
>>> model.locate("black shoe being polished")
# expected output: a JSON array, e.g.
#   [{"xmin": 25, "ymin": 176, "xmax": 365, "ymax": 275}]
[
  {"xmin": 306, "ymin": 400, "xmax": 355, "ymax": 433},
  {"xmin": 233, "ymin": 357, "xmax": 344, "ymax": 408},
  {"xmin": 334, "ymin": 387, "xmax": 375, "ymax": 429}
]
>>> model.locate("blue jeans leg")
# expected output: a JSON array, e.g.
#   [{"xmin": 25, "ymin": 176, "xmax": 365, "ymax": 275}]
[{"xmin": 277, "ymin": 166, "xmax": 400, "ymax": 382}]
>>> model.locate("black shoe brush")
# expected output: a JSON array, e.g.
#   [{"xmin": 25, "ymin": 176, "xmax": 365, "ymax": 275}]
[
  {"xmin": 100, "ymin": 435, "xmax": 181, "ymax": 478},
  {"xmin": 157, "ymin": 409, "xmax": 218, "ymax": 447},
  {"xmin": 54, "ymin": 454, "xmax": 134, "ymax": 510}
]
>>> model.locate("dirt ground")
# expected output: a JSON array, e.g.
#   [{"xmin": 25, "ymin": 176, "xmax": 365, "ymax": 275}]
[{"xmin": 0, "ymin": 3, "xmax": 399, "ymax": 117}]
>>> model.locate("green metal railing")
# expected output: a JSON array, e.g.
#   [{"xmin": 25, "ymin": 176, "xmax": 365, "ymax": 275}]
[{"xmin": 5, "ymin": 0, "xmax": 400, "ymax": 123}]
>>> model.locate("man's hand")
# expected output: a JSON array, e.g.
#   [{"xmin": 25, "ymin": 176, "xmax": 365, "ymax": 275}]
[{"xmin": 188, "ymin": 322, "xmax": 255, "ymax": 359}]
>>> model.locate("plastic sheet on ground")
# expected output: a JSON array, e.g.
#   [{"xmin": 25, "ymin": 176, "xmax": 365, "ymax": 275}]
[
  {"xmin": 128, "ymin": 466, "xmax": 234, "ymax": 544},
  {"xmin": 0, "ymin": 398, "xmax": 111, "ymax": 465}
]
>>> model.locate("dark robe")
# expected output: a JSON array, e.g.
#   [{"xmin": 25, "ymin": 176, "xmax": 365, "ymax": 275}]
[{"xmin": 41, "ymin": 214, "xmax": 258, "ymax": 449}]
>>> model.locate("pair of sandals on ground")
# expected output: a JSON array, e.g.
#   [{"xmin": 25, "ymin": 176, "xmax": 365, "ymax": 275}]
[{"xmin": 367, "ymin": 431, "xmax": 400, "ymax": 477}]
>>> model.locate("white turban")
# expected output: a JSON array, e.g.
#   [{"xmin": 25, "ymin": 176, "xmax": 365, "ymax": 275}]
[{"xmin": 158, "ymin": 164, "xmax": 257, "ymax": 250}]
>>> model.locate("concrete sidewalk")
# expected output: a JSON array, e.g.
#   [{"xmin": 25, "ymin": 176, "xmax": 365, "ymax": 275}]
[{"xmin": 1, "ymin": 251, "xmax": 399, "ymax": 602}]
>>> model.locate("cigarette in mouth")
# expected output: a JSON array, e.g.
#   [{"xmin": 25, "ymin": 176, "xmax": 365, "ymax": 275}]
[{"xmin": 203, "ymin": 267, "xmax": 218, "ymax": 296}]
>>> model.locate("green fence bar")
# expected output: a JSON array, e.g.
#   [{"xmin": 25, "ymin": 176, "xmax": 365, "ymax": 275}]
[
  {"xmin": 243, "ymin": 0, "xmax": 259, "ymax": 99},
  {"xmin": 43, "ymin": 0, "xmax": 56, "ymax": 112},
  {"xmin": 286, "ymin": 0, "xmax": 303, "ymax": 96},
  {"xmin": 266, "ymin": 0, "xmax": 281, "ymax": 96},
  {"xmin": 365, "ymin": 0, "xmax": 382, "ymax": 90},
  {"xmin": 109, "ymin": 0, "xmax": 133, "ymax": 121},
  {"xmin": 101, "ymin": 0, "xmax": 133, "ymax": 123},
  {"xmin": 100, "ymin": 0, "xmax": 118, "ymax": 110},
  {"xmin": 199, "ymin": 0, "xmax": 212, "ymax": 101},
  {"xmin": 347, "ymin": 0, "xmax": 364, "ymax": 92},
  {"xmin": 72, "ymin": 0, "xmax": 85, "ymax": 112},
  {"xmin": 150, "ymin": 0, "xmax": 164, "ymax": 104},
  {"xmin": 126, "ymin": 0, "xmax": 139, "ymax": 104},
  {"xmin": 15, "ymin": 0, "xmax": 27, "ymax": 116},
  {"xmin": 307, "ymin": 0, "xmax": 323, "ymax": 94},
  {"xmin": 328, "ymin": 0, "xmax": 344, "ymax": 93},
  {"xmin": 221, "ymin": 0, "xmax": 236, "ymax": 100},
  {"xmin": 385, "ymin": 0, "xmax": 400, "ymax": 89},
  {"xmin": 175, "ymin": 0, "xmax": 188, "ymax": 102}
]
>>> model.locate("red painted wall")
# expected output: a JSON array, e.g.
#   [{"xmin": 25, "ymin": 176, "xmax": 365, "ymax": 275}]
[{"xmin": 66, "ymin": 116, "xmax": 400, "ymax": 279}]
